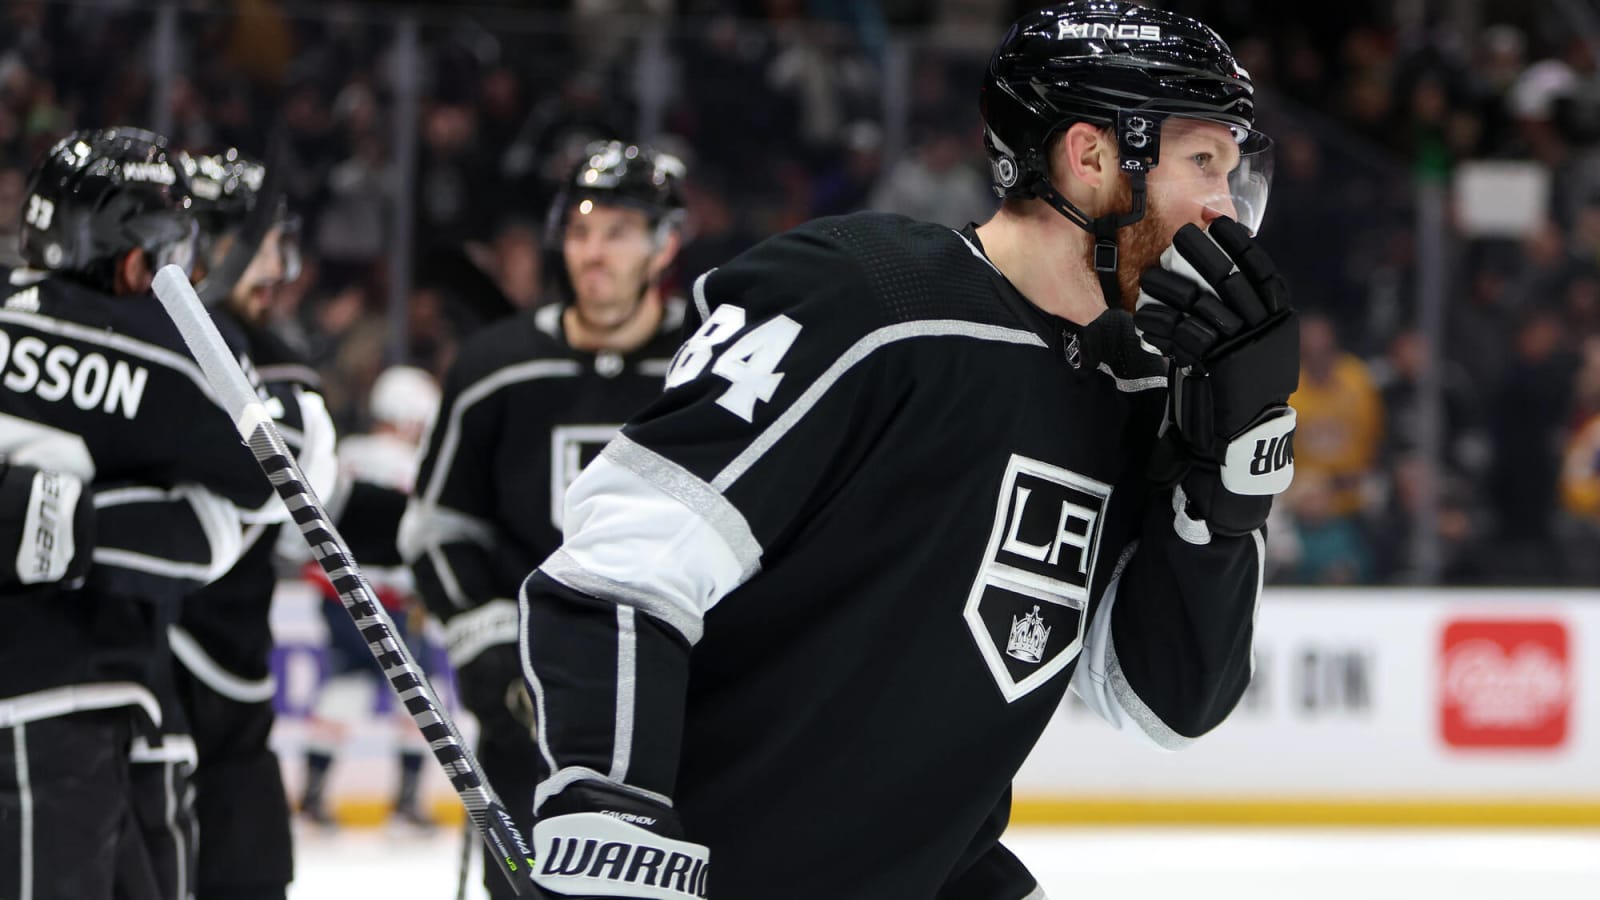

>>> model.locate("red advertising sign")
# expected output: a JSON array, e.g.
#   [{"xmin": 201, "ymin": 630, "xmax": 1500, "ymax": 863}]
[{"xmin": 1440, "ymin": 619, "xmax": 1571, "ymax": 749}]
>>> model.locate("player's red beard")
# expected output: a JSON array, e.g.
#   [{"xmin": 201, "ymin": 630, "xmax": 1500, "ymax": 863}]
[{"xmin": 1091, "ymin": 176, "xmax": 1176, "ymax": 312}]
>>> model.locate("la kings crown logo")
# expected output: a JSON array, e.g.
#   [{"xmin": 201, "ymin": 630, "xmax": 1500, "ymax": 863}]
[{"xmin": 965, "ymin": 454, "xmax": 1110, "ymax": 702}]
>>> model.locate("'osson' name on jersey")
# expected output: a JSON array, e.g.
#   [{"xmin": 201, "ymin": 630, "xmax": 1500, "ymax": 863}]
[{"xmin": 0, "ymin": 329, "xmax": 148, "ymax": 419}]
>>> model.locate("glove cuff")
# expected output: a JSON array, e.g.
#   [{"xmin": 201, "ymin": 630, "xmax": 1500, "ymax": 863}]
[
  {"xmin": 1219, "ymin": 406, "xmax": 1295, "ymax": 496},
  {"xmin": 443, "ymin": 597, "xmax": 519, "ymax": 668},
  {"xmin": 534, "ymin": 781, "xmax": 708, "ymax": 899}
]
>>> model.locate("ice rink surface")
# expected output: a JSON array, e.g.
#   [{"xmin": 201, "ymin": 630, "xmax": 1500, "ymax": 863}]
[{"xmin": 287, "ymin": 824, "xmax": 1600, "ymax": 899}]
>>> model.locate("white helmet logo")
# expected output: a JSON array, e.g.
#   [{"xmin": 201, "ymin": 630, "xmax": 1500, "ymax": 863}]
[{"xmin": 996, "ymin": 156, "xmax": 1018, "ymax": 188}]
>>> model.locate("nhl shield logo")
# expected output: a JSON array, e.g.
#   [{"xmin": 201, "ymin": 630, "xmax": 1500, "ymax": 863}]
[{"xmin": 964, "ymin": 454, "xmax": 1111, "ymax": 702}]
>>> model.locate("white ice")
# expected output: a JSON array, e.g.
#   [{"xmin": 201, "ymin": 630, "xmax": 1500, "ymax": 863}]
[{"xmin": 286, "ymin": 824, "xmax": 1600, "ymax": 899}]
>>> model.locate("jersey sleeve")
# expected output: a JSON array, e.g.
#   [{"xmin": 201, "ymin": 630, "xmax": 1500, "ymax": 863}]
[
  {"xmin": 1069, "ymin": 481, "xmax": 1264, "ymax": 749},
  {"xmin": 399, "ymin": 343, "xmax": 527, "ymax": 630},
  {"xmin": 539, "ymin": 223, "xmax": 889, "ymax": 634},
  {"xmin": 521, "ymin": 223, "xmax": 895, "ymax": 813},
  {"xmin": 160, "ymin": 316, "xmax": 284, "ymax": 521},
  {"xmin": 88, "ymin": 481, "xmax": 244, "ymax": 603}
]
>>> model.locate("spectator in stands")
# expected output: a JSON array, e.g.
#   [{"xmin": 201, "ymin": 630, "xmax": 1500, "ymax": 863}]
[
  {"xmin": 870, "ymin": 121, "xmax": 994, "ymax": 227},
  {"xmin": 1289, "ymin": 312, "xmax": 1385, "ymax": 521},
  {"xmin": 1489, "ymin": 307, "xmax": 1579, "ymax": 582}
]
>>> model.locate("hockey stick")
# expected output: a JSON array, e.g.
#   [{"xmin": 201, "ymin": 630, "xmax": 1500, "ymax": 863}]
[{"xmin": 151, "ymin": 265, "xmax": 538, "ymax": 897}]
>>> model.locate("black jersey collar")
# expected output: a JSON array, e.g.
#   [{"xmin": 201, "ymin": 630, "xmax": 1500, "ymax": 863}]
[{"xmin": 957, "ymin": 223, "xmax": 1125, "ymax": 374}]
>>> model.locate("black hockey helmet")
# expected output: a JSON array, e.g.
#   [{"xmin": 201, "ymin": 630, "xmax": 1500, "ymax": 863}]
[
  {"xmin": 981, "ymin": 3, "xmax": 1271, "ymax": 303},
  {"xmin": 182, "ymin": 148, "xmax": 301, "ymax": 284},
  {"xmin": 19, "ymin": 127, "xmax": 198, "ymax": 283},
  {"xmin": 545, "ymin": 140, "xmax": 688, "ymax": 248}
]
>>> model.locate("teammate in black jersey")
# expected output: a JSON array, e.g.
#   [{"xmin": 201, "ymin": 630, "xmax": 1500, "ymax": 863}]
[
  {"xmin": 0, "ymin": 128, "xmax": 281, "ymax": 900},
  {"xmin": 167, "ymin": 148, "xmax": 334, "ymax": 900},
  {"xmin": 400, "ymin": 139, "xmax": 689, "ymax": 899},
  {"xmin": 516, "ymin": 5, "xmax": 1298, "ymax": 899}
]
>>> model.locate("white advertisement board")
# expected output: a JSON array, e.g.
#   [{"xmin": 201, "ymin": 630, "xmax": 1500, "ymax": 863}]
[
  {"xmin": 1013, "ymin": 588, "xmax": 1598, "ymax": 821},
  {"xmin": 267, "ymin": 585, "xmax": 1599, "ymax": 824}
]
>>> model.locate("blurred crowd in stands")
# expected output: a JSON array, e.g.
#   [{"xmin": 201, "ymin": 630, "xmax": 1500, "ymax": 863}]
[{"xmin": 1, "ymin": 0, "xmax": 1598, "ymax": 587}]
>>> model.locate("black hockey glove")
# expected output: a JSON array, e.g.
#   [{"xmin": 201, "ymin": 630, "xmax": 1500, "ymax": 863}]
[
  {"xmin": 532, "ymin": 780, "xmax": 709, "ymax": 899},
  {"xmin": 1133, "ymin": 217, "xmax": 1299, "ymax": 536},
  {"xmin": 0, "ymin": 460, "xmax": 95, "ymax": 593},
  {"xmin": 444, "ymin": 599, "xmax": 537, "ymax": 734}
]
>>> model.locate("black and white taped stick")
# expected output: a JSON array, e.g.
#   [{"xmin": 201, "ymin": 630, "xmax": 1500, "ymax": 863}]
[{"xmin": 152, "ymin": 265, "xmax": 538, "ymax": 896}]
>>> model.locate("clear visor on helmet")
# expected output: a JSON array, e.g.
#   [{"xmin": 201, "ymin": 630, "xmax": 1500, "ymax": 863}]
[
  {"xmin": 1147, "ymin": 114, "xmax": 1274, "ymax": 236},
  {"xmin": 277, "ymin": 212, "xmax": 303, "ymax": 284},
  {"xmin": 129, "ymin": 213, "xmax": 200, "ymax": 277}
]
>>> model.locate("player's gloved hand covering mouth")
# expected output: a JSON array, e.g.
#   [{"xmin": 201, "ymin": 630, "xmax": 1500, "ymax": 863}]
[{"xmin": 1133, "ymin": 216, "xmax": 1300, "ymax": 535}]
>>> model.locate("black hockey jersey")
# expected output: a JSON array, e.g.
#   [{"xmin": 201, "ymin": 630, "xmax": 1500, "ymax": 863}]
[
  {"xmin": 171, "ymin": 315, "xmax": 332, "ymax": 699},
  {"xmin": 402, "ymin": 299, "xmax": 687, "ymax": 631},
  {"xmin": 0, "ymin": 270, "xmax": 276, "ymax": 722},
  {"xmin": 519, "ymin": 213, "xmax": 1267, "ymax": 899}
]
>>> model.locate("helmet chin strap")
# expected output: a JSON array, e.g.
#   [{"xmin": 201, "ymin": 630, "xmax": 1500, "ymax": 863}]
[{"xmin": 1029, "ymin": 172, "xmax": 1147, "ymax": 310}]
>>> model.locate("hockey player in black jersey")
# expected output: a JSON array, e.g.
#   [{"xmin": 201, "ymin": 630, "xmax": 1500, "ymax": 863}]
[
  {"xmin": 515, "ymin": 4, "xmax": 1297, "ymax": 899},
  {"xmin": 166, "ymin": 148, "xmax": 334, "ymax": 900},
  {"xmin": 0, "ymin": 127, "xmax": 282, "ymax": 900},
  {"xmin": 400, "ymin": 139, "xmax": 690, "ymax": 899}
]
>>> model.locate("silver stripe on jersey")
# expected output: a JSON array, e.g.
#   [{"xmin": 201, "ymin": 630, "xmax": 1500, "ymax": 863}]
[
  {"xmin": 519, "ymin": 585, "xmax": 564, "ymax": 803},
  {"xmin": 1170, "ymin": 484, "xmax": 1212, "ymax": 546},
  {"xmin": 1071, "ymin": 542, "xmax": 1197, "ymax": 751},
  {"xmin": 163, "ymin": 758, "xmax": 190, "ymax": 900},
  {"xmin": 691, "ymin": 269, "xmax": 714, "ymax": 322},
  {"xmin": 532, "ymin": 765, "xmax": 675, "ymax": 818},
  {"xmin": 603, "ymin": 434, "xmax": 761, "ymax": 580},
  {"xmin": 1104, "ymin": 636, "xmax": 1197, "ymax": 752},
  {"xmin": 711, "ymin": 321, "xmax": 1048, "ymax": 491},
  {"xmin": 428, "ymin": 545, "xmax": 471, "ymax": 609},
  {"xmin": 0, "ymin": 682, "xmax": 162, "ymax": 730},
  {"xmin": 636, "ymin": 358, "xmax": 674, "ymax": 378},
  {"xmin": 952, "ymin": 230, "xmax": 1003, "ymax": 277},
  {"xmin": 254, "ymin": 362, "xmax": 321, "ymax": 388},
  {"xmin": 91, "ymin": 484, "xmax": 244, "ymax": 583},
  {"xmin": 1077, "ymin": 526, "xmax": 1264, "ymax": 750},
  {"xmin": 1019, "ymin": 887, "xmax": 1048, "ymax": 900},
  {"xmin": 611, "ymin": 606, "xmax": 637, "ymax": 784},
  {"xmin": 1096, "ymin": 361, "xmax": 1166, "ymax": 393},
  {"xmin": 419, "ymin": 358, "xmax": 582, "ymax": 508},
  {"xmin": 14, "ymin": 722, "xmax": 32, "ymax": 900},
  {"xmin": 89, "ymin": 549, "xmax": 213, "ymax": 584},
  {"xmin": 0, "ymin": 308, "xmax": 219, "ymax": 406},
  {"xmin": 440, "ymin": 598, "xmax": 519, "ymax": 668},
  {"xmin": 1248, "ymin": 528, "xmax": 1265, "ymax": 680},
  {"xmin": 540, "ymin": 549, "xmax": 706, "ymax": 644},
  {"xmin": 96, "ymin": 484, "xmax": 246, "ymax": 579},
  {"xmin": 397, "ymin": 502, "xmax": 497, "ymax": 563},
  {"xmin": 167, "ymin": 626, "xmax": 276, "ymax": 704}
]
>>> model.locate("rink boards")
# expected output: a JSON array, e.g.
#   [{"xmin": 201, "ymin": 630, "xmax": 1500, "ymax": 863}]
[{"xmin": 267, "ymin": 584, "xmax": 1600, "ymax": 826}]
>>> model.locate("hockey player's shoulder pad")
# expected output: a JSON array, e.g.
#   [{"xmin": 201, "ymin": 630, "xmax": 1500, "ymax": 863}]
[
  {"xmin": 692, "ymin": 212, "xmax": 1022, "ymax": 355},
  {"xmin": 448, "ymin": 304, "xmax": 571, "ymax": 386}
]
